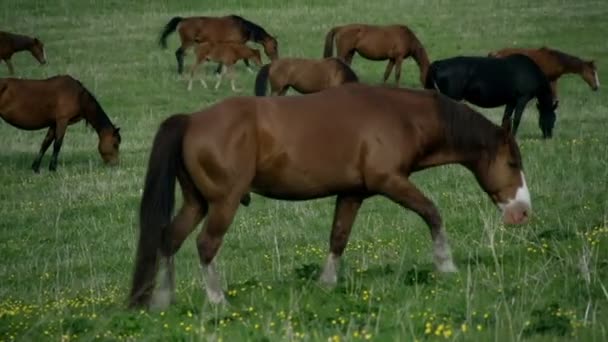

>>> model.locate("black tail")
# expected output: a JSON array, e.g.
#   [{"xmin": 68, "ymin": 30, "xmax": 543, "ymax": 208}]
[
  {"xmin": 129, "ymin": 114, "xmax": 189, "ymax": 308},
  {"xmin": 323, "ymin": 27, "xmax": 339, "ymax": 58},
  {"xmin": 254, "ymin": 64, "xmax": 271, "ymax": 96},
  {"xmin": 159, "ymin": 17, "xmax": 183, "ymax": 48},
  {"xmin": 424, "ymin": 63, "xmax": 437, "ymax": 90}
]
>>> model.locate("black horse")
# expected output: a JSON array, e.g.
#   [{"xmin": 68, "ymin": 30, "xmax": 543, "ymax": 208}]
[{"xmin": 425, "ymin": 54, "xmax": 558, "ymax": 138}]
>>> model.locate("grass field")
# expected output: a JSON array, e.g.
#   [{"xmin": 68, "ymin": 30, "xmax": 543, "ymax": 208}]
[{"xmin": 1, "ymin": 0, "xmax": 607, "ymax": 341}]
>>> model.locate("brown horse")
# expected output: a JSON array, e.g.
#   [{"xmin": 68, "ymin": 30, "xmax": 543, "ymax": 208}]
[
  {"xmin": 0, "ymin": 31, "xmax": 47, "ymax": 75},
  {"xmin": 159, "ymin": 15, "xmax": 278, "ymax": 74},
  {"xmin": 129, "ymin": 83, "xmax": 531, "ymax": 309},
  {"xmin": 488, "ymin": 47, "xmax": 599, "ymax": 99},
  {"xmin": 188, "ymin": 42, "xmax": 262, "ymax": 92},
  {"xmin": 254, "ymin": 57, "xmax": 358, "ymax": 96},
  {"xmin": 324, "ymin": 24, "xmax": 430, "ymax": 86},
  {"xmin": 0, "ymin": 75, "xmax": 121, "ymax": 172}
]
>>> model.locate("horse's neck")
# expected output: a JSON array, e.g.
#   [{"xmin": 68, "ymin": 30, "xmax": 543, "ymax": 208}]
[
  {"xmin": 11, "ymin": 34, "xmax": 33, "ymax": 51},
  {"xmin": 550, "ymin": 50, "xmax": 584, "ymax": 74},
  {"xmin": 412, "ymin": 44, "xmax": 431, "ymax": 81},
  {"xmin": 83, "ymin": 99, "xmax": 114, "ymax": 135}
]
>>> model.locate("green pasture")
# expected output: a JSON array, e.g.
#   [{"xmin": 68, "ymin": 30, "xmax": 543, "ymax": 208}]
[{"xmin": 0, "ymin": 0, "xmax": 607, "ymax": 341}]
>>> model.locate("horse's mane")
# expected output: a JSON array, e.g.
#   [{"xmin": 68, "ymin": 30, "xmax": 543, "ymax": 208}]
[
  {"xmin": 435, "ymin": 93, "xmax": 505, "ymax": 159},
  {"xmin": 540, "ymin": 47, "xmax": 587, "ymax": 69},
  {"xmin": 333, "ymin": 58, "xmax": 359, "ymax": 83},
  {"xmin": 229, "ymin": 15, "xmax": 272, "ymax": 42},
  {"xmin": 76, "ymin": 81, "xmax": 117, "ymax": 135}
]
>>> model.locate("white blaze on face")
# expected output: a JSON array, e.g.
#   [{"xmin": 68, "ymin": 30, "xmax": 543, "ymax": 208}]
[
  {"xmin": 594, "ymin": 71, "xmax": 600, "ymax": 88},
  {"xmin": 498, "ymin": 171, "xmax": 531, "ymax": 212}
]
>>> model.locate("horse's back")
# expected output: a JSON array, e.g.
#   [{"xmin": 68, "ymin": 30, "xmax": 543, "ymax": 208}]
[{"xmin": 0, "ymin": 75, "xmax": 84, "ymax": 129}]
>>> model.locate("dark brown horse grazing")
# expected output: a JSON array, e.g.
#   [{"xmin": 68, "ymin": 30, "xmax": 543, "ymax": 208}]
[
  {"xmin": 488, "ymin": 47, "xmax": 599, "ymax": 99},
  {"xmin": 159, "ymin": 15, "xmax": 278, "ymax": 74},
  {"xmin": 254, "ymin": 57, "xmax": 358, "ymax": 96},
  {"xmin": 129, "ymin": 83, "xmax": 532, "ymax": 310},
  {"xmin": 0, "ymin": 75, "xmax": 121, "ymax": 172},
  {"xmin": 0, "ymin": 31, "xmax": 47, "ymax": 75},
  {"xmin": 188, "ymin": 42, "xmax": 263, "ymax": 92},
  {"xmin": 323, "ymin": 24, "xmax": 430, "ymax": 86}
]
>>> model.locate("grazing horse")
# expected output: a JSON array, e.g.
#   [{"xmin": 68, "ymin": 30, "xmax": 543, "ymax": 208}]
[
  {"xmin": 128, "ymin": 83, "xmax": 531, "ymax": 310},
  {"xmin": 323, "ymin": 24, "xmax": 430, "ymax": 86},
  {"xmin": 159, "ymin": 15, "xmax": 278, "ymax": 74},
  {"xmin": 254, "ymin": 57, "xmax": 358, "ymax": 96},
  {"xmin": 0, "ymin": 75, "xmax": 121, "ymax": 172},
  {"xmin": 0, "ymin": 31, "xmax": 46, "ymax": 75},
  {"xmin": 188, "ymin": 42, "xmax": 263, "ymax": 92},
  {"xmin": 425, "ymin": 54, "xmax": 559, "ymax": 139},
  {"xmin": 488, "ymin": 46, "xmax": 599, "ymax": 99}
]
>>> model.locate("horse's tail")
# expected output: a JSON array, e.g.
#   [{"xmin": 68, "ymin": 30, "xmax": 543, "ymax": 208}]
[
  {"xmin": 254, "ymin": 64, "xmax": 271, "ymax": 96},
  {"xmin": 424, "ymin": 63, "xmax": 438, "ymax": 90},
  {"xmin": 159, "ymin": 16, "xmax": 183, "ymax": 48},
  {"xmin": 323, "ymin": 26, "xmax": 340, "ymax": 58},
  {"xmin": 129, "ymin": 114, "xmax": 189, "ymax": 308},
  {"xmin": 0, "ymin": 80, "xmax": 7, "ymax": 97},
  {"xmin": 336, "ymin": 59, "xmax": 359, "ymax": 83}
]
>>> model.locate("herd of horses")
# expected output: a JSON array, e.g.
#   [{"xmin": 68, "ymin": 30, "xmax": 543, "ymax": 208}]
[{"xmin": 0, "ymin": 12, "xmax": 599, "ymax": 312}]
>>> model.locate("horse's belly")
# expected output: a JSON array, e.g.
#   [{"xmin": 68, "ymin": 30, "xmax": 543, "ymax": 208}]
[
  {"xmin": 0, "ymin": 111, "xmax": 51, "ymax": 130},
  {"xmin": 251, "ymin": 162, "xmax": 363, "ymax": 200}
]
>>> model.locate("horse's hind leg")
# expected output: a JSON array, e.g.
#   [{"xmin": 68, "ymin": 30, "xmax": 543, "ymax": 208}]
[
  {"xmin": 175, "ymin": 47, "xmax": 186, "ymax": 74},
  {"xmin": 382, "ymin": 59, "xmax": 395, "ymax": 83},
  {"xmin": 197, "ymin": 198, "xmax": 240, "ymax": 304},
  {"xmin": 31, "ymin": 127, "xmax": 55, "ymax": 173},
  {"xmin": 49, "ymin": 121, "xmax": 68, "ymax": 171},
  {"xmin": 151, "ymin": 173, "xmax": 208, "ymax": 310},
  {"xmin": 319, "ymin": 195, "xmax": 363, "ymax": 287},
  {"xmin": 379, "ymin": 175, "xmax": 457, "ymax": 273}
]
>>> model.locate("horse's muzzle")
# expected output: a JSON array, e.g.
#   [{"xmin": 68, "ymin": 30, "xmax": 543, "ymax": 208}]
[{"xmin": 502, "ymin": 201, "xmax": 530, "ymax": 225}]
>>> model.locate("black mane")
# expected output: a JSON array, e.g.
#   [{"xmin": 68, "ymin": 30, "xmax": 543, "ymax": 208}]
[
  {"xmin": 436, "ymin": 93, "xmax": 508, "ymax": 161},
  {"xmin": 229, "ymin": 15, "xmax": 272, "ymax": 42}
]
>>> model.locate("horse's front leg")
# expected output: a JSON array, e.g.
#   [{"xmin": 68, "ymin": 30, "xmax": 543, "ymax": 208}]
[
  {"xmin": 319, "ymin": 195, "xmax": 364, "ymax": 287},
  {"xmin": 214, "ymin": 65, "xmax": 226, "ymax": 90},
  {"xmin": 393, "ymin": 57, "xmax": 404, "ymax": 86},
  {"xmin": 382, "ymin": 59, "xmax": 395, "ymax": 83},
  {"xmin": 4, "ymin": 59, "xmax": 15, "ymax": 75},
  {"xmin": 49, "ymin": 121, "xmax": 68, "ymax": 171},
  {"xmin": 228, "ymin": 64, "xmax": 240, "ymax": 92},
  {"xmin": 379, "ymin": 175, "xmax": 457, "ymax": 273},
  {"xmin": 31, "ymin": 127, "xmax": 56, "ymax": 173},
  {"xmin": 501, "ymin": 102, "xmax": 516, "ymax": 130}
]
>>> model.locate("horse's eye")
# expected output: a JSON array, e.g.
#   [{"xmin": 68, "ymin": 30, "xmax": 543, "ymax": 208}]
[{"xmin": 507, "ymin": 161, "xmax": 518, "ymax": 169}]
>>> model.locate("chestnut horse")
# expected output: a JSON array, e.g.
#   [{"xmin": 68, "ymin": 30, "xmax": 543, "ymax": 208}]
[
  {"xmin": 159, "ymin": 15, "xmax": 278, "ymax": 74},
  {"xmin": 0, "ymin": 31, "xmax": 46, "ymax": 75},
  {"xmin": 188, "ymin": 42, "xmax": 263, "ymax": 92},
  {"xmin": 129, "ymin": 83, "xmax": 531, "ymax": 309},
  {"xmin": 323, "ymin": 24, "xmax": 430, "ymax": 86},
  {"xmin": 254, "ymin": 57, "xmax": 358, "ymax": 96},
  {"xmin": 0, "ymin": 75, "xmax": 121, "ymax": 172},
  {"xmin": 488, "ymin": 46, "xmax": 599, "ymax": 99},
  {"xmin": 426, "ymin": 55, "xmax": 558, "ymax": 138}
]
